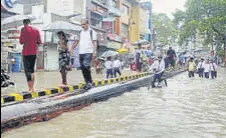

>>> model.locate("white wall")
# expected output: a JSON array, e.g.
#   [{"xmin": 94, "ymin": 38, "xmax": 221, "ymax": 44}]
[{"xmin": 139, "ymin": 8, "xmax": 149, "ymax": 34}]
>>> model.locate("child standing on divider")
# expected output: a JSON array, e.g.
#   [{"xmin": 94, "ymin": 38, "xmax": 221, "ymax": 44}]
[
  {"xmin": 113, "ymin": 56, "xmax": 122, "ymax": 78},
  {"xmin": 105, "ymin": 57, "xmax": 113, "ymax": 79}
]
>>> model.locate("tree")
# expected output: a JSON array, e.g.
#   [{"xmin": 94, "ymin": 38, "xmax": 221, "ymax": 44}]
[
  {"xmin": 152, "ymin": 13, "xmax": 178, "ymax": 47},
  {"xmin": 173, "ymin": 0, "xmax": 226, "ymax": 48}
]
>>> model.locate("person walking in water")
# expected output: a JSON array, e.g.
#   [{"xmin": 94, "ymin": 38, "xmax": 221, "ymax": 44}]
[
  {"xmin": 197, "ymin": 58, "xmax": 204, "ymax": 77},
  {"xmin": 187, "ymin": 57, "xmax": 196, "ymax": 78},
  {"xmin": 167, "ymin": 46, "xmax": 177, "ymax": 69},
  {"xmin": 209, "ymin": 59, "xmax": 217, "ymax": 79},
  {"xmin": 71, "ymin": 19, "xmax": 97, "ymax": 90},
  {"xmin": 105, "ymin": 57, "xmax": 113, "ymax": 79},
  {"xmin": 57, "ymin": 31, "xmax": 70, "ymax": 87},
  {"xmin": 19, "ymin": 19, "xmax": 41, "ymax": 92},
  {"xmin": 203, "ymin": 59, "xmax": 210, "ymax": 79},
  {"xmin": 113, "ymin": 56, "xmax": 122, "ymax": 78}
]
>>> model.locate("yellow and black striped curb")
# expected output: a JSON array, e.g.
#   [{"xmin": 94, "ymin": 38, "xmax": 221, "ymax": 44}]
[{"xmin": 1, "ymin": 72, "xmax": 152, "ymax": 105}]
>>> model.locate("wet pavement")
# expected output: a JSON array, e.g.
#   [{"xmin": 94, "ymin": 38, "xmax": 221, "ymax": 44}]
[
  {"xmin": 1, "ymin": 68, "xmax": 137, "ymax": 95},
  {"xmin": 2, "ymin": 68, "xmax": 226, "ymax": 138}
]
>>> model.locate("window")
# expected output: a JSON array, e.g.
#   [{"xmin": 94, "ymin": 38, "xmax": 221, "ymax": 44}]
[
  {"xmin": 121, "ymin": 4, "xmax": 129, "ymax": 15},
  {"xmin": 121, "ymin": 24, "xmax": 129, "ymax": 37},
  {"xmin": 32, "ymin": 5, "xmax": 44, "ymax": 23},
  {"xmin": 91, "ymin": 12, "xmax": 103, "ymax": 28}
]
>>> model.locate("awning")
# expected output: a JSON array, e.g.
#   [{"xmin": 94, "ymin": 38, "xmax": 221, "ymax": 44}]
[{"xmin": 51, "ymin": 10, "xmax": 81, "ymax": 18}]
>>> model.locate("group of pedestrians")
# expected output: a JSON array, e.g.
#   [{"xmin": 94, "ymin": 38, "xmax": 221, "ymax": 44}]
[
  {"xmin": 188, "ymin": 57, "xmax": 218, "ymax": 79},
  {"xmin": 19, "ymin": 18, "xmax": 97, "ymax": 91},
  {"xmin": 105, "ymin": 57, "xmax": 122, "ymax": 79}
]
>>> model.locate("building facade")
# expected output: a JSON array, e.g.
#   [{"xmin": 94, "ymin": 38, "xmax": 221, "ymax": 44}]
[{"xmin": 1, "ymin": 0, "xmax": 152, "ymax": 71}]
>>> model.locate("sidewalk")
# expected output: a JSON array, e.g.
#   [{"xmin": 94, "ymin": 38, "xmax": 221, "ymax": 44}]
[{"xmin": 1, "ymin": 68, "xmax": 138, "ymax": 95}]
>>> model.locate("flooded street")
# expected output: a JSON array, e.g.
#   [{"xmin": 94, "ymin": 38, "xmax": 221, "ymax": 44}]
[{"xmin": 2, "ymin": 68, "xmax": 226, "ymax": 138}]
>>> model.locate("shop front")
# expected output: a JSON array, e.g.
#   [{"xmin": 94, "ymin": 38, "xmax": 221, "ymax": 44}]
[{"xmin": 107, "ymin": 33, "xmax": 123, "ymax": 50}]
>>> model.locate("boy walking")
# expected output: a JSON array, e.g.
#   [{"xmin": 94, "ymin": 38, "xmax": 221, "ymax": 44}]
[
  {"xmin": 113, "ymin": 57, "xmax": 122, "ymax": 78},
  {"xmin": 188, "ymin": 57, "xmax": 196, "ymax": 78},
  {"xmin": 210, "ymin": 59, "xmax": 217, "ymax": 79},
  {"xmin": 197, "ymin": 58, "xmax": 204, "ymax": 77},
  {"xmin": 105, "ymin": 57, "xmax": 113, "ymax": 79},
  {"xmin": 203, "ymin": 60, "xmax": 210, "ymax": 79}
]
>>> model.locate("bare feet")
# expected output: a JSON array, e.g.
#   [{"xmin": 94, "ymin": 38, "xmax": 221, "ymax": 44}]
[{"xmin": 59, "ymin": 84, "xmax": 67, "ymax": 88}]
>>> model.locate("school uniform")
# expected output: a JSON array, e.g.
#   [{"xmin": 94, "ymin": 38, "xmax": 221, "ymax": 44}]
[
  {"xmin": 113, "ymin": 59, "xmax": 121, "ymax": 78},
  {"xmin": 197, "ymin": 61, "xmax": 204, "ymax": 77},
  {"xmin": 203, "ymin": 63, "xmax": 210, "ymax": 79},
  {"xmin": 105, "ymin": 60, "xmax": 113, "ymax": 79},
  {"xmin": 210, "ymin": 62, "xmax": 217, "ymax": 79}
]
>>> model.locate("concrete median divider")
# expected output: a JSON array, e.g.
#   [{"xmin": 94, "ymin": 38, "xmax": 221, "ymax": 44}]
[
  {"xmin": 1, "ymin": 68, "xmax": 186, "ymax": 133},
  {"xmin": 1, "ymin": 72, "xmax": 151, "ymax": 105}
]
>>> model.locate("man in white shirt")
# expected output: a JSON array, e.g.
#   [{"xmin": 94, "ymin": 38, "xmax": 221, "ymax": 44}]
[
  {"xmin": 150, "ymin": 56, "xmax": 165, "ymax": 88},
  {"xmin": 203, "ymin": 60, "xmax": 210, "ymax": 79},
  {"xmin": 197, "ymin": 58, "xmax": 204, "ymax": 78},
  {"xmin": 71, "ymin": 19, "xmax": 97, "ymax": 90},
  {"xmin": 113, "ymin": 57, "xmax": 122, "ymax": 78},
  {"xmin": 209, "ymin": 59, "xmax": 217, "ymax": 79}
]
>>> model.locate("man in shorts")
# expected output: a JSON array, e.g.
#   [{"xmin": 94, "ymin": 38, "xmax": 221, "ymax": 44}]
[{"xmin": 19, "ymin": 19, "xmax": 41, "ymax": 92}]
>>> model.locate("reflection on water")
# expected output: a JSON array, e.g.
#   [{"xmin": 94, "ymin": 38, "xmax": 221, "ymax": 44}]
[{"xmin": 2, "ymin": 69, "xmax": 226, "ymax": 138}]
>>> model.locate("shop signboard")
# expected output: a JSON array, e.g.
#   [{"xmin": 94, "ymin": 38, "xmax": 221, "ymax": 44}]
[
  {"xmin": 1, "ymin": 0, "xmax": 23, "ymax": 14},
  {"xmin": 97, "ymin": 31, "xmax": 106, "ymax": 44},
  {"xmin": 102, "ymin": 21, "xmax": 113, "ymax": 34}
]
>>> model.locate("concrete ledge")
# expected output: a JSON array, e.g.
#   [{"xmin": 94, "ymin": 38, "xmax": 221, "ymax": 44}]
[
  {"xmin": 1, "ymin": 69, "xmax": 186, "ymax": 133},
  {"xmin": 1, "ymin": 72, "xmax": 150, "ymax": 105}
]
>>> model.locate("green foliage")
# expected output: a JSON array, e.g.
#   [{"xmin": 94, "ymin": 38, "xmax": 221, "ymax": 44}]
[
  {"xmin": 173, "ymin": 0, "xmax": 226, "ymax": 46},
  {"xmin": 152, "ymin": 13, "xmax": 178, "ymax": 47}
]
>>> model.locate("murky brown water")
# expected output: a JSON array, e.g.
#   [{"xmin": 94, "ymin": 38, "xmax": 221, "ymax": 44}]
[{"xmin": 2, "ymin": 68, "xmax": 226, "ymax": 138}]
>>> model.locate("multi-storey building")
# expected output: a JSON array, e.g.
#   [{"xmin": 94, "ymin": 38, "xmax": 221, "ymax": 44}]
[{"xmin": 1, "ymin": 0, "xmax": 151, "ymax": 71}]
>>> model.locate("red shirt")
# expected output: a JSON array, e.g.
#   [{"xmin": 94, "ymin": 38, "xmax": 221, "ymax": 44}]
[{"xmin": 19, "ymin": 25, "xmax": 41, "ymax": 56}]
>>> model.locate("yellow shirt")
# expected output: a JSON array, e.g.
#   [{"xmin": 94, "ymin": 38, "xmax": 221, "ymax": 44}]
[{"xmin": 188, "ymin": 61, "xmax": 196, "ymax": 71}]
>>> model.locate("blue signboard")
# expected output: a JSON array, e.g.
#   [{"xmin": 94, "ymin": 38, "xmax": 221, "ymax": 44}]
[{"xmin": 4, "ymin": 0, "xmax": 17, "ymax": 8}]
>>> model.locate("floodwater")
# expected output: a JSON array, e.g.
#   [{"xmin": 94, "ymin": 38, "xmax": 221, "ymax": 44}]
[{"xmin": 2, "ymin": 68, "xmax": 226, "ymax": 138}]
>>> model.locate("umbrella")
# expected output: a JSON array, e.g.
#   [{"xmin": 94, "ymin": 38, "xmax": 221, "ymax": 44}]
[
  {"xmin": 1, "ymin": 14, "xmax": 36, "ymax": 30},
  {"xmin": 101, "ymin": 50, "xmax": 119, "ymax": 58},
  {"xmin": 116, "ymin": 48, "xmax": 128, "ymax": 54},
  {"xmin": 132, "ymin": 39, "xmax": 149, "ymax": 45},
  {"xmin": 43, "ymin": 21, "xmax": 81, "ymax": 34},
  {"xmin": 142, "ymin": 50, "xmax": 152, "ymax": 57},
  {"xmin": 184, "ymin": 52, "xmax": 194, "ymax": 58}
]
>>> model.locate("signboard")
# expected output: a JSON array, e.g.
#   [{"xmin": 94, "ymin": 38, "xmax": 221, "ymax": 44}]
[
  {"xmin": 4, "ymin": 0, "xmax": 17, "ymax": 8},
  {"xmin": 102, "ymin": 21, "xmax": 113, "ymax": 34},
  {"xmin": 1, "ymin": 0, "xmax": 23, "ymax": 14},
  {"xmin": 91, "ymin": 2, "xmax": 107, "ymax": 16},
  {"xmin": 107, "ymin": 41, "xmax": 122, "ymax": 49},
  {"xmin": 97, "ymin": 31, "xmax": 106, "ymax": 44},
  {"xmin": 107, "ymin": 33, "xmax": 122, "ymax": 42}
]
